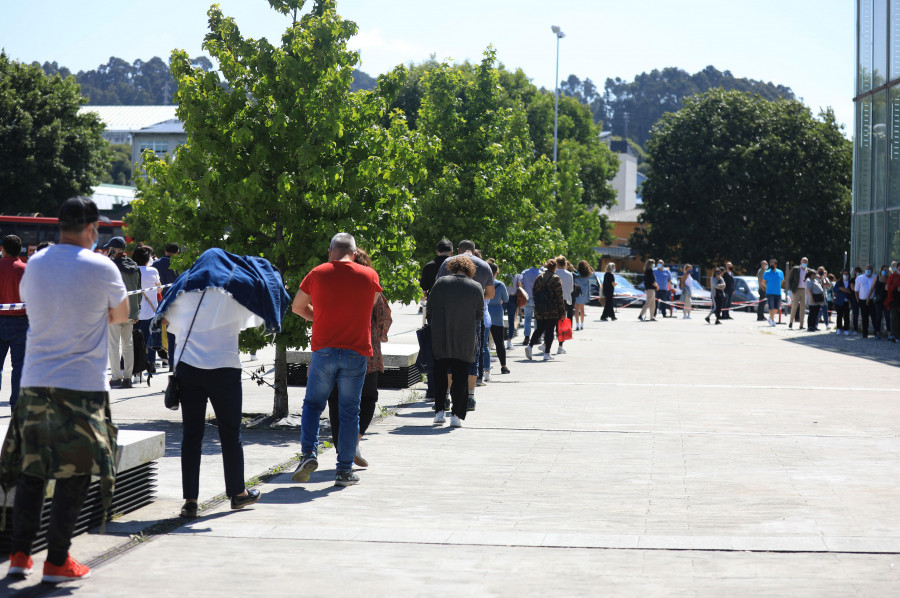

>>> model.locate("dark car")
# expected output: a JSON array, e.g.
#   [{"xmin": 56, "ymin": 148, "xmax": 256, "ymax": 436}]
[{"xmin": 589, "ymin": 273, "xmax": 645, "ymax": 307}]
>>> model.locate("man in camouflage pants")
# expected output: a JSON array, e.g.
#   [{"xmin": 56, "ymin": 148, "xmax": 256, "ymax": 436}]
[{"xmin": 0, "ymin": 197, "xmax": 129, "ymax": 583}]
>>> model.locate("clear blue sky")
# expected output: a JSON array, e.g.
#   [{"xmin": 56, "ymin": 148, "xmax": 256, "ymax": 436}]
[{"xmin": 0, "ymin": 0, "xmax": 855, "ymax": 132}]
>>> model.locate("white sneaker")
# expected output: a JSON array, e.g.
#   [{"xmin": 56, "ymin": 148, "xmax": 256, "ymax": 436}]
[
  {"xmin": 450, "ymin": 415, "xmax": 462, "ymax": 428},
  {"xmin": 556, "ymin": 346, "xmax": 566, "ymax": 355},
  {"xmin": 543, "ymin": 353, "xmax": 555, "ymax": 361},
  {"xmin": 505, "ymin": 340, "xmax": 512, "ymax": 350},
  {"xmin": 525, "ymin": 345, "xmax": 533, "ymax": 360},
  {"xmin": 484, "ymin": 371, "xmax": 491, "ymax": 382},
  {"xmin": 844, "ymin": 330, "xmax": 851, "ymax": 335},
  {"xmin": 433, "ymin": 411, "xmax": 446, "ymax": 425}
]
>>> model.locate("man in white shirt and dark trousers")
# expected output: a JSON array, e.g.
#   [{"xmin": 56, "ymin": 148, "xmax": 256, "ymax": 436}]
[
  {"xmin": 554, "ymin": 256, "xmax": 574, "ymax": 355},
  {"xmin": 855, "ymin": 264, "xmax": 877, "ymax": 339},
  {"xmin": 3, "ymin": 197, "xmax": 130, "ymax": 584}
]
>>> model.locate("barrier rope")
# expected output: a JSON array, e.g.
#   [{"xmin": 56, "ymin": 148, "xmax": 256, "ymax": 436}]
[{"xmin": 0, "ymin": 283, "xmax": 173, "ymax": 311}]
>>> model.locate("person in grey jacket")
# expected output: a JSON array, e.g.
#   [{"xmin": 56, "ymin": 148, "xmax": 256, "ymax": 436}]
[{"xmin": 426, "ymin": 256, "xmax": 484, "ymax": 428}]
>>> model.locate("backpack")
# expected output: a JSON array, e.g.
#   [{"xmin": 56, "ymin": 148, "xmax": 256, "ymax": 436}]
[{"xmin": 571, "ymin": 282, "xmax": 582, "ymax": 299}]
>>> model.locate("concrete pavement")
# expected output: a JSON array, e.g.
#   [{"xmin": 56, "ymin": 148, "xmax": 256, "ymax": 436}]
[{"xmin": 3, "ymin": 303, "xmax": 900, "ymax": 596}]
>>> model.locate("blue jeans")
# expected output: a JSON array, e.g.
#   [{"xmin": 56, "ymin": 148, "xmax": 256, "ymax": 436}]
[
  {"xmin": 0, "ymin": 316, "xmax": 28, "ymax": 409},
  {"xmin": 301, "ymin": 348, "xmax": 367, "ymax": 472},
  {"xmin": 523, "ymin": 299, "xmax": 534, "ymax": 338},
  {"xmin": 657, "ymin": 290, "xmax": 670, "ymax": 316}
]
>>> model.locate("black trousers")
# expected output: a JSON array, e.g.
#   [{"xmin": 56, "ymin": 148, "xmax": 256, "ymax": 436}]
[
  {"xmin": 601, "ymin": 295, "xmax": 616, "ymax": 320},
  {"xmin": 722, "ymin": 291, "xmax": 733, "ymax": 317},
  {"xmin": 329, "ymin": 370, "xmax": 378, "ymax": 441},
  {"xmin": 835, "ymin": 303, "xmax": 850, "ymax": 330},
  {"xmin": 178, "ymin": 363, "xmax": 245, "ymax": 499},
  {"xmin": 489, "ymin": 325, "xmax": 507, "ymax": 366},
  {"xmin": 807, "ymin": 305, "xmax": 821, "ymax": 330},
  {"xmin": 529, "ymin": 318, "xmax": 556, "ymax": 354},
  {"xmin": 433, "ymin": 358, "xmax": 469, "ymax": 419},
  {"xmin": 860, "ymin": 301, "xmax": 876, "ymax": 337},
  {"xmin": 757, "ymin": 290, "xmax": 766, "ymax": 319},
  {"xmin": 13, "ymin": 473, "xmax": 90, "ymax": 565}
]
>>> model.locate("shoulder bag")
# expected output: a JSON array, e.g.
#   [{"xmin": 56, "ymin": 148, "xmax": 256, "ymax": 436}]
[{"xmin": 165, "ymin": 290, "xmax": 207, "ymax": 411}]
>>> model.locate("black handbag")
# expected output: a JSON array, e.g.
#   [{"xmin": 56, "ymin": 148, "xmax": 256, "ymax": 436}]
[{"xmin": 165, "ymin": 290, "xmax": 206, "ymax": 411}]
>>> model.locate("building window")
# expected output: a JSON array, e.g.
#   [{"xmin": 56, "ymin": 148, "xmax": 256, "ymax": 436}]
[{"xmin": 138, "ymin": 141, "xmax": 169, "ymax": 156}]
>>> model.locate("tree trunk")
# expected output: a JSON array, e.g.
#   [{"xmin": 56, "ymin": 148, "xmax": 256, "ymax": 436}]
[
  {"xmin": 272, "ymin": 340, "xmax": 289, "ymax": 420},
  {"xmin": 271, "ymin": 220, "xmax": 290, "ymax": 420}
]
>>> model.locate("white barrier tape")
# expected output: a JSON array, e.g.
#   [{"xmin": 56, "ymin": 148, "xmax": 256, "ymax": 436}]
[{"xmin": 0, "ymin": 283, "xmax": 173, "ymax": 311}]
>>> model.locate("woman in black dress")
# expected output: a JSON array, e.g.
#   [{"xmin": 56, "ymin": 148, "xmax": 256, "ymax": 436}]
[{"xmin": 601, "ymin": 263, "xmax": 617, "ymax": 321}]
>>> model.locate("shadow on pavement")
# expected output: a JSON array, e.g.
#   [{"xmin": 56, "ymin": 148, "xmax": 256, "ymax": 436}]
[
  {"xmin": 781, "ymin": 332, "xmax": 900, "ymax": 368},
  {"xmin": 388, "ymin": 424, "xmax": 452, "ymax": 436}
]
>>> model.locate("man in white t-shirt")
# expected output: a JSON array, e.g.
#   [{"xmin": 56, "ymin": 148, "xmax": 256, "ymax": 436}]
[
  {"xmin": 2, "ymin": 196, "xmax": 129, "ymax": 584},
  {"xmin": 855, "ymin": 264, "xmax": 878, "ymax": 338}
]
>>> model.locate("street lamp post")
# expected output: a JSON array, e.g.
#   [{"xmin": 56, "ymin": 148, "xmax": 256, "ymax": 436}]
[{"xmin": 551, "ymin": 25, "xmax": 565, "ymax": 166}]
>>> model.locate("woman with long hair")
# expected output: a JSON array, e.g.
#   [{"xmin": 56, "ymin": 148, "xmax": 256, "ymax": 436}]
[
  {"xmin": 574, "ymin": 260, "xmax": 593, "ymax": 329},
  {"xmin": 638, "ymin": 259, "xmax": 658, "ymax": 321},
  {"xmin": 680, "ymin": 264, "xmax": 694, "ymax": 319},
  {"xmin": 600, "ymin": 263, "xmax": 617, "ymax": 321},
  {"xmin": 705, "ymin": 267, "xmax": 725, "ymax": 325}
]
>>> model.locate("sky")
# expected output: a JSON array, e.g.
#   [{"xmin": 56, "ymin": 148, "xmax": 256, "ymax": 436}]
[{"xmin": 0, "ymin": 0, "xmax": 855, "ymax": 133}]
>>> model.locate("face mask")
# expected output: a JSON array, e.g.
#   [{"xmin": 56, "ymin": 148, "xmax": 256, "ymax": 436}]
[
  {"xmin": 866, "ymin": 269, "xmax": 873, "ymax": 276},
  {"xmin": 882, "ymin": 270, "xmax": 888, "ymax": 276},
  {"xmin": 843, "ymin": 275, "xmax": 849, "ymax": 282},
  {"xmin": 658, "ymin": 265, "xmax": 663, "ymax": 270},
  {"xmin": 611, "ymin": 266, "xmax": 616, "ymax": 272},
  {"xmin": 800, "ymin": 263, "xmax": 807, "ymax": 270}
]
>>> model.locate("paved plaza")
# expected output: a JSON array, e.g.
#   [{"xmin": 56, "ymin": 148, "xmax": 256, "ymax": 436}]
[{"xmin": 2, "ymin": 302, "xmax": 900, "ymax": 596}]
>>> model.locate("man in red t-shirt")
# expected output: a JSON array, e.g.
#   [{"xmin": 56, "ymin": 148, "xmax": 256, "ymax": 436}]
[
  {"xmin": 0, "ymin": 234, "xmax": 27, "ymax": 410},
  {"xmin": 291, "ymin": 232, "xmax": 382, "ymax": 487}
]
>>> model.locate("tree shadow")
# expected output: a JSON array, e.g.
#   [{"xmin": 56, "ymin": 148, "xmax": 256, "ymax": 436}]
[{"xmin": 781, "ymin": 332, "xmax": 900, "ymax": 368}]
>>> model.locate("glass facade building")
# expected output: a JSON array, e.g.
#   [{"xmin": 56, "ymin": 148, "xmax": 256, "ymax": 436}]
[{"xmin": 854, "ymin": 0, "xmax": 900, "ymax": 267}]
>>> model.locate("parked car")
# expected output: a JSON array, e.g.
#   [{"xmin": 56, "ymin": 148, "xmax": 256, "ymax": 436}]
[
  {"xmin": 734, "ymin": 275, "xmax": 789, "ymax": 313},
  {"xmin": 589, "ymin": 273, "xmax": 645, "ymax": 307}
]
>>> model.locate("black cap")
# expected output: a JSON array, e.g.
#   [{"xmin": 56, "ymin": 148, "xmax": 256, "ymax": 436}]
[
  {"xmin": 101, "ymin": 236, "xmax": 126, "ymax": 250},
  {"xmin": 58, "ymin": 196, "xmax": 111, "ymax": 227}
]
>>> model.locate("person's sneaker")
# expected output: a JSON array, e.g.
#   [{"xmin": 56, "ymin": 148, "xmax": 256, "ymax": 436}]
[
  {"xmin": 556, "ymin": 346, "xmax": 567, "ymax": 355},
  {"xmin": 467, "ymin": 396, "xmax": 476, "ymax": 411},
  {"xmin": 788, "ymin": 323, "xmax": 793, "ymax": 329},
  {"xmin": 354, "ymin": 445, "xmax": 369, "ymax": 467},
  {"xmin": 291, "ymin": 454, "xmax": 318, "ymax": 482},
  {"xmin": 42, "ymin": 554, "xmax": 91, "ymax": 583},
  {"xmin": 483, "ymin": 371, "xmax": 491, "ymax": 382},
  {"xmin": 501, "ymin": 366, "xmax": 510, "ymax": 374},
  {"xmin": 476, "ymin": 377, "xmax": 485, "ymax": 387},
  {"xmin": 121, "ymin": 379, "xmax": 133, "ymax": 389},
  {"xmin": 450, "ymin": 415, "xmax": 462, "ymax": 428},
  {"xmin": 505, "ymin": 340, "xmax": 512, "ymax": 350},
  {"xmin": 108, "ymin": 378, "xmax": 122, "ymax": 388},
  {"xmin": 705, "ymin": 316, "xmax": 710, "ymax": 323},
  {"xmin": 638, "ymin": 316, "xmax": 644, "ymax": 321},
  {"xmin": 543, "ymin": 352, "xmax": 555, "ymax": 361},
  {"xmin": 334, "ymin": 470, "xmax": 359, "ymax": 487},
  {"xmin": 525, "ymin": 345, "xmax": 533, "ymax": 360},
  {"xmin": 520, "ymin": 339, "xmax": 530, "ymax": 346},
  {"xmin": 231, "ymin": 488, "xmax": 261, "ymax": 509},
  {"xmin": 433, "ymin": 411, "xmax": 446, "ymax": 425},
  {"xmin": 8, "ymin": 552, "xmax": 33, "ymax": 576}
]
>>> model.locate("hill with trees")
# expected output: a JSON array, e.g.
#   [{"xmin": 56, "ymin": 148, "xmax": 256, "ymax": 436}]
[
  {"xmin": 39, "ymin": 56, "xmax": 377, "ymax": 105},
  {"xmin": 560, "ymin": 66, "xmax": 795, "ymax": 148}
]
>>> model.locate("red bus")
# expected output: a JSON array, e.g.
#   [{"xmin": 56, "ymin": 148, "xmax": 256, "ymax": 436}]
[{"xmin": 0, "ymin": 215, "xmax": 126, "ymax": 256}]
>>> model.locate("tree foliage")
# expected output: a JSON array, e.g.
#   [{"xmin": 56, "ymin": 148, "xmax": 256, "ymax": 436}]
[
  {"xmin": 129, "ymin": 0, "xmax": 432, "ymax": 418},
  {"xmin": 632, "ymin": 89, "xmax": 852, "ymax": 271},
  {"xmin": 100, "ymin": 143, "xmax": 133, "ymax": 185},
  {"xmin": 40, "ymin": 56, "xmax": 375, "ymax": 105},
  {"xmin": 560, "ymin": 66, "xmax": 795, "ymax": 148},
  {"xmin": 0, "ymin": 52, "xmax": 109, "ymax": 214}
]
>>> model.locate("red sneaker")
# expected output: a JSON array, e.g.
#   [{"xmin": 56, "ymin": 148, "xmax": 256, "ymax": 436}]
[
  {"xmin": 8, "ymin": 551, "xmax": 34, "ymax": 576},
  {"xmin": 42, "ymin": 554, "xmax": 91, "ymax": 583}
]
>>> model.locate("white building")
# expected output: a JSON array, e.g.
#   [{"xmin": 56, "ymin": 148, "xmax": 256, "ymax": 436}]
[{"xmin": 77, "ymin": 105, "xmax": 179, "ymax": 146}]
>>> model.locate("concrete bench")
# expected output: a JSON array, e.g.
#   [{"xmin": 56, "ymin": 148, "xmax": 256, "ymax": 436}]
[
  {"xmin": 0, "ymin": 426, "xmax": 165, "ymax": 554},
  {"xmin": 286, "ymin": 344, "xmax": 421, "ymax": 388}
]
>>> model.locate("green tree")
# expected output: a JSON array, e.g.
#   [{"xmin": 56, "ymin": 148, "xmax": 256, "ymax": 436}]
[
  {"xmin": 130, "ymin": 0, "xmax": 433, "ymax": 419},
  {"xmin": 100, "ymin": 143, "xmax": 132, "ymax": 185},
  {"xmin": 632, "ymin": 89, "xmax": 852, "ymax": 271},
  {"xmin": 0, "ymin": 52, "xmax": 109, "ymax": 214},
  {"xmin": 411, "ymin": 49, "xmax": 566, "ymax": 273}
]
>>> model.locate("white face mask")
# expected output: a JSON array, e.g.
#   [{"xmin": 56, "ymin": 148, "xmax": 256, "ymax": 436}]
[
  {"xmin": 800, "ymin": 263, "xmax": 807, "ymax": 269},
  {"xmin": 843, "ymin": 275, "xmax": 849, "ymax": 281}
]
